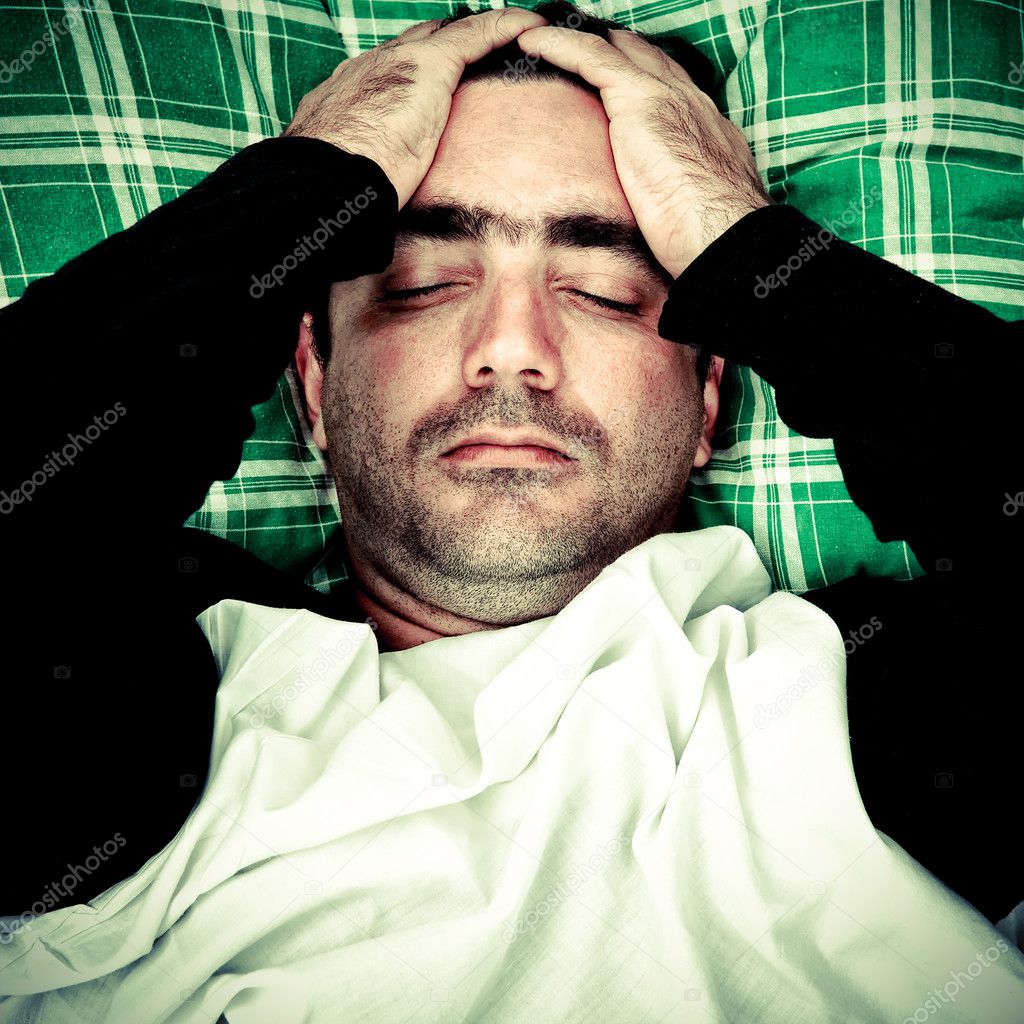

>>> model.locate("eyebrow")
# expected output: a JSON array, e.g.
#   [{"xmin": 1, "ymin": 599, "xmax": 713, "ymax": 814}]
[{"xmin": 392, "ymin": 200, "xmax": 674, "ymax": 289}]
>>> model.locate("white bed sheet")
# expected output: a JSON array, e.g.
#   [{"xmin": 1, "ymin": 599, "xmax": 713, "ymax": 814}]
[{"xmin": 2, "ymin": 527, "xmax": 1021, "ymax": 1023}]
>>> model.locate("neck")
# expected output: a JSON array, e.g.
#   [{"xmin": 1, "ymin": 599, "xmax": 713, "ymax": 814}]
[
  {"xmin": 352, "ymin": 586, "xmax": 446, "ymax": 651},
  {"xmin": 348, "ymin": 552, "xmax": 496, "ymax": 653}
]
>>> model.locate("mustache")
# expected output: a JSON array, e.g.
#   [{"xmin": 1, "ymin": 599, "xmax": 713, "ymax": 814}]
[{"xmin": 409, "ymin": 391, "xmax": 618, "ymax": 456}]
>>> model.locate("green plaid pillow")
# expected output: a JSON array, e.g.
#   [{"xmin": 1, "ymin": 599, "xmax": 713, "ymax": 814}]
[{"xmin": 2, "ymin": 0, "xmax": 1020, "ymax": 595}]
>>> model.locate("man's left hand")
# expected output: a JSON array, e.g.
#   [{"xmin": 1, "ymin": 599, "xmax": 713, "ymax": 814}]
[{"xmin": 515, "ymin": 26, "xmax": 770, "ymax": 278}]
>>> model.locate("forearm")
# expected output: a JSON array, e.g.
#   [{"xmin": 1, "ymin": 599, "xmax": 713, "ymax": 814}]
[
  {"xmin": 657, "ymin": 205, "xmax": 1022, "ymax": 919},
  {"xmin": 658, "ymin": 203, "xmax": 1022, "ymax": 580},
  {"xmin": 1, "ymin": 135, "xmax": 397, "ymax": 533},
  {"xmin": 0, "ymin": 136, "xmax": 399, "ymax": 914}
]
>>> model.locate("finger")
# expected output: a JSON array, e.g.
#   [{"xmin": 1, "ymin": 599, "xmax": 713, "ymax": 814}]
[
  {"xmin": 383, "ymin": 18, "xmax": 443, "ymax": 47},
  {"xmin": 609, "ymin": 28, "xmax": 722, "ymax": 120},
  {"xmin": 607, "ymin": 27, "xmax": 696, "ymax": 88},
  {"xmin": 429, "ymin": 7, "xmax": 550, "ymax": 70},
  {"xmin": 514, "ymin": 25, "xmax": 645, "ymax": 92}
]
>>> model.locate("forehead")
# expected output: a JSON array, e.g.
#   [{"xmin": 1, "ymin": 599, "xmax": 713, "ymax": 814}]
[
  {"xmin": 400, "ymin": 78, "xmax": 667, "ymax": 282},
  {"xmin": 443, "ymin": 73, "xmax": 612, "ymax": 142},
  {"xmin": 416, "ymin": 76, "xmax": 621, "ymax": 202}
]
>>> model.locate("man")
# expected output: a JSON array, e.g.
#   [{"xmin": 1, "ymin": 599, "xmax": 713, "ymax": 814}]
[
  {"xmin": 1, "ymin": 0, "xmax": 1018, "ymax": 969},
  {"xmin": 287, "ymin": 9, "xmax": 736, "ymax": 647}
]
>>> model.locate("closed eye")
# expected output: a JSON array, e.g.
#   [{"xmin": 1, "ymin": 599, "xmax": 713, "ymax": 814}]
[
  {"xmin": 570, "ymin": 290, "xmax": 642, "ymax": 315},
  {"xmin": 376, "ymin": 284, "xmax": 453, "ymax": 302},
  {"xmin": 377, "ymin": 283, "xmax": 641, "ymax": 315}
]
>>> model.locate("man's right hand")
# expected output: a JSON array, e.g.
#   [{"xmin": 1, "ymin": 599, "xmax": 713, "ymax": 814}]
[{"xmin": 283, "ymin": 8, "xmax": 549, "ymax": 209}]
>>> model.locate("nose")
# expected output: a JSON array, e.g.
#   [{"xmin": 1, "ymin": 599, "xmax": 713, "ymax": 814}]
[{"xmin": 460, "ymin": 273, "xmax": 563, "ymax": 393}]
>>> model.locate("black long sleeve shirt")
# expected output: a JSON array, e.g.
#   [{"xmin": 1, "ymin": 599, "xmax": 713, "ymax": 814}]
[{"xmin": 1, "ymin": 136, "xmax": 1019, "ymax": 926}]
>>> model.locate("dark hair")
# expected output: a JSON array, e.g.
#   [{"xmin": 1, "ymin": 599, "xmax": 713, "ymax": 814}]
[
  {"xmin": 441, "ymin": 1, "xmax": 717, "ymax": 97},
  {"xmin": 309, "ymin": 0, "xmax": 715, "ymax": 384}
]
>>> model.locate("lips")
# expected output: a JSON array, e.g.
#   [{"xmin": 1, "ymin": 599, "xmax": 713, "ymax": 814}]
[
  {"xmin": 441, "ymin": 430, "xmax": 576, "ymax": 460},
  {"xmin": 442, "ymin": 444, "xmax": 575, "ymax": 468}
]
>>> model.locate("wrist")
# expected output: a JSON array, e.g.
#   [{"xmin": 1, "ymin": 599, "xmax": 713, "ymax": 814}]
[{"xmin": 671, "ymin": 194, "xmax": 772, "ymax": 278}]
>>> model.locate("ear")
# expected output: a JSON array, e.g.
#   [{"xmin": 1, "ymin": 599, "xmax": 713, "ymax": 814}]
[
  {"xmin": 692, "ymin": 354, "xmax": 724, "ymax": 470},
  {"xmin": 295, "ymin": 312, "xmax": 328, "ymax": 452}
]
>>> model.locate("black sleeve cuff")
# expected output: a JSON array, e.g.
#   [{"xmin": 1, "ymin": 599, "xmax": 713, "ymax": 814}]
[{"xmin": 656, "ymin": 202, "xmax": 1021, "ymax": 578}]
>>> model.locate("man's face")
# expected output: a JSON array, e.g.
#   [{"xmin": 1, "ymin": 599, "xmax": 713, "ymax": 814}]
[{"xmin": 301, "ymin": 77, "xmax": 719, "ymax": 627}]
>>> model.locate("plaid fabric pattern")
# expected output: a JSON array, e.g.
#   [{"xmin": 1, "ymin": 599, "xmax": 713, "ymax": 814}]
[{"xmin": 1, "ymin": 0, "xmax": 1020, "ymax": 595}]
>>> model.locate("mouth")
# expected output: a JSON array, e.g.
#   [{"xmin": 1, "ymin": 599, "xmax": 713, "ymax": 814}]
[
  {"xmin": 440, "ymin": 430, "xmax": 576, "ymax": 462},
  {"xmin": 441, "ymin": 443, "xmax": 574, "ymax": 467}
]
